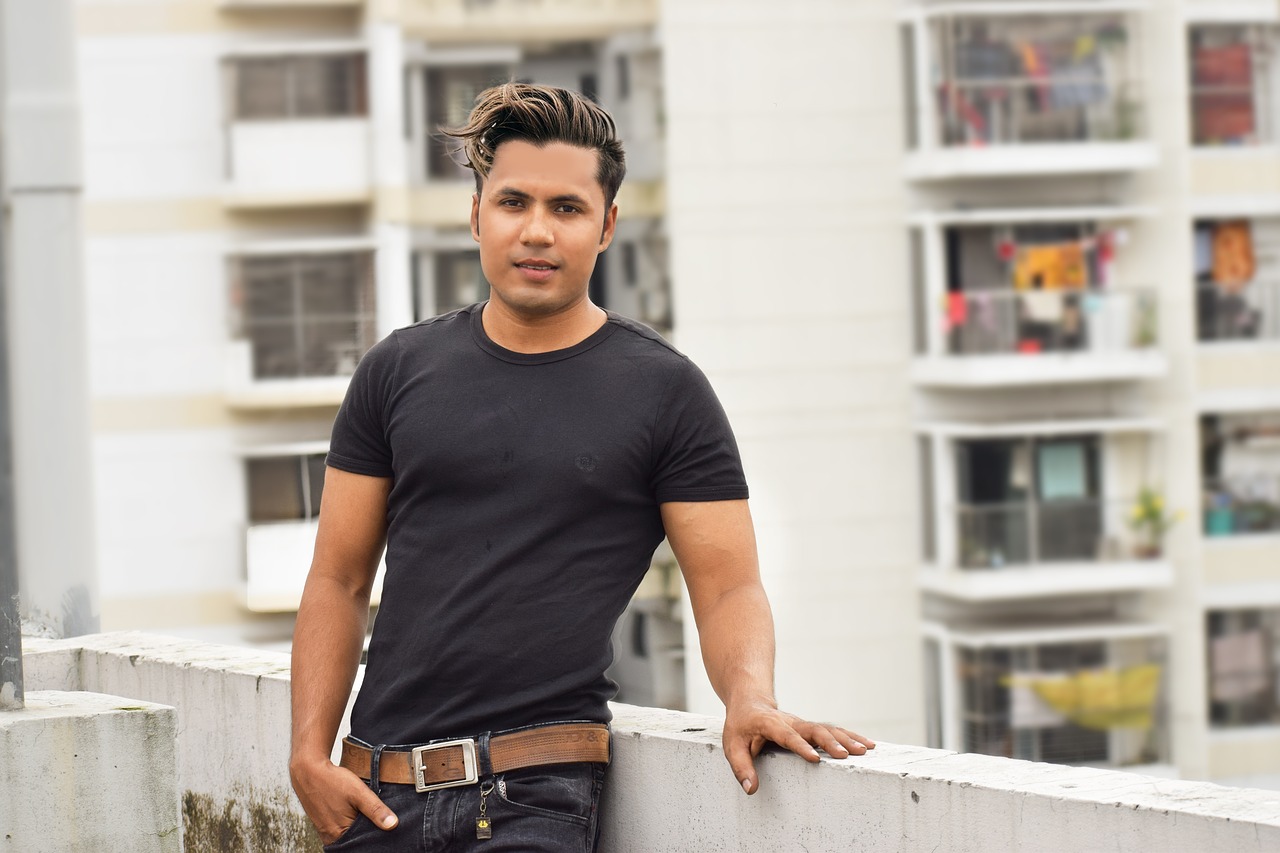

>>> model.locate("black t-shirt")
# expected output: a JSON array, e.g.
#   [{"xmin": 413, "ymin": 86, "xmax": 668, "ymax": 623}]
[{"xmin": 327, "ymin": 303, "xmax": 748, "ymax": 744}]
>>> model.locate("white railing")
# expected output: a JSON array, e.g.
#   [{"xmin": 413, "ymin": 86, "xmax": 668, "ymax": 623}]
[
  {"xmin": 955, "ymin": 497, "xmax": 1166, "ymax": 569},
  {"xmin": 937, "ymin": 287, "xmax": 1159, "ymax": 358}
]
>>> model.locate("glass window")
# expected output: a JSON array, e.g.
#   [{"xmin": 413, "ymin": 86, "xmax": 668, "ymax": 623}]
[
  {"xmin": 232, "ymin": 252, "xmax": 377, "ymax": 380},
  {"xmin": 1189, "ymin": 26, "xmax": 1274, "ymax": 146},
  {"xmin": 247, "ymin": 454, "xmax": 327, "ymax": 523},
  {"xmin": 1207, "ymin": 609, "xmax": 1280, "ymax": 727},
  {"xmin": 232, "ymin": 54, "xmax": 367, "ymax": 120},
  {"xmin": 426, "ymin": 65, "xmax": 509, "ymax": 179}
]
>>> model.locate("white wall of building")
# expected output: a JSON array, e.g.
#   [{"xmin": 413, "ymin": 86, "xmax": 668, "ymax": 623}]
[{"xmin": 662, "ymin": 0, "xmax": 922, "ymax": 743}]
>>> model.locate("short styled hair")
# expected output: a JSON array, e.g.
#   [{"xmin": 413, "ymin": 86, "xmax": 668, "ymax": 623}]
[{"xmin": 442, "ymin": 82, "xmax": 627, "ymax": 209}]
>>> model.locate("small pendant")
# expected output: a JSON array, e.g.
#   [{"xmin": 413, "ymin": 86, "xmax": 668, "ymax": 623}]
[{"xmin": 475, "ymin": 817, "xmax": 493, "ymax": 840}]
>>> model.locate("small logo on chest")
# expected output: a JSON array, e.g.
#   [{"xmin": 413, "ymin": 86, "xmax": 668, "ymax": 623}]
[{"xmin": 575, "ymin": 454, "xmax": 597, "ymax": 472}]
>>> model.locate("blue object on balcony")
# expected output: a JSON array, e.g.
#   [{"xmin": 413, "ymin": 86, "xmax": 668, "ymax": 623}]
[{"xmin": 1205, "ymin": 507, "xmax": 1234, "ymax": 536}]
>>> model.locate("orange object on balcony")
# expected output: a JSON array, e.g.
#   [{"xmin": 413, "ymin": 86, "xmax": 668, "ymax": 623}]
[{"xmin": 1212, "ymin": 220, "xmax": 1256, "ymax": 291}]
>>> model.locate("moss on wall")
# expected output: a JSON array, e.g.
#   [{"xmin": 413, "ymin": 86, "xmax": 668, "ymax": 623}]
[{"xmin": 182, "ymin": 789, "xmax": 321, "ymax": 853}]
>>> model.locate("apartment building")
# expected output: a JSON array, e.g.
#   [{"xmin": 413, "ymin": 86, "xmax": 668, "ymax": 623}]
[
  {"xmin": 79, "ymin": 0, "xmax": 669, "ymax": 648},
  {"xmin": 75, "ymin": 0, "xmax": 1280, "ymax": 787}
]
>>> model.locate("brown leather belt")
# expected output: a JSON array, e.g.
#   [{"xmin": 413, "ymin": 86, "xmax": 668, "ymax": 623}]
[{"xmin": 340, "ymin": 722, "xmax": 610, "ymax": 793}]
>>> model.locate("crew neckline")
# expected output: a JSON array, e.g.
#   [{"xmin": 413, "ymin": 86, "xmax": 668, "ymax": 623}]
[{"xmin": 468, "ymin": 302, "xmax": 620, "ymax": 365}]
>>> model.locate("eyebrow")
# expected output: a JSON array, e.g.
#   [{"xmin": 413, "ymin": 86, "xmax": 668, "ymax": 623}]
[{"xmin": 492, "ymin": 186, "xmax": 592, "ymax": 208}]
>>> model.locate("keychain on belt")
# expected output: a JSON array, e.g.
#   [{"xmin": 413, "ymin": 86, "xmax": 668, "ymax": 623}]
[{"xmin": 476, "ymin": 780, "xmax": 495, "ymax": 840}]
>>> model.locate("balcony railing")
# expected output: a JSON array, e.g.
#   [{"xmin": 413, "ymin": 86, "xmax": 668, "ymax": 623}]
[
  {"xmin": 940, "ymin": 288, "xmax": 1159, "ymax": 357},
  {"xmin": 1204, "ymin": 476, "xmax": 1280, "ymax": 536},
  {"xmin": 936, "ymin": 80, "xmax": 1144, "ymax": 148},
  {"xmin": 1197, "ymin": 280, "xmax": 1280, "ymax": 343},
  {"xmin": 956, "ymin": 497, "xmax": 1164, "ymax": 569}
]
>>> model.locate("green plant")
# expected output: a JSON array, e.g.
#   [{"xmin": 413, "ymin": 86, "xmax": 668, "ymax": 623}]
[{"xmin": 1129, "ymin": 488, "xmax": 1180, "ymax": 552}]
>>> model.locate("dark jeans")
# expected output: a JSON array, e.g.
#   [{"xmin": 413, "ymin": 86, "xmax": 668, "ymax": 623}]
[{"xmin": 323, "ymin": 748, "xmax": 607, "ymax": 852}]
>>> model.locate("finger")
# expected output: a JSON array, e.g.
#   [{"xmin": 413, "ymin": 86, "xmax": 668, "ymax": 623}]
[
  {"xmin": 723, "ymin": 731, "xmax": 760, "ymax": 795},
  {"xmin": 832, "ymin": 727, "xmax": 876, "ymax": 751},
  {"xmin": 353, "ymin": 785, "xmax": 398, "ymax": 832},
  {"xmin": 764, "ymin": 718, "xmax": 822, "ymax": 764}
]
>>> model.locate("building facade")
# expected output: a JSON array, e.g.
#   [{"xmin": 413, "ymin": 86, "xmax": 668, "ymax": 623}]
[{"xmin": 74, "ymin": 0, "xmax": 1280, "ymax": 787}]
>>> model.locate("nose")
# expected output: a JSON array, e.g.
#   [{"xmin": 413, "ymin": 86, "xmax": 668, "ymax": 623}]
[{"xmin": 520, "ymin": 206, "xmax": 554, "ymax": 246}]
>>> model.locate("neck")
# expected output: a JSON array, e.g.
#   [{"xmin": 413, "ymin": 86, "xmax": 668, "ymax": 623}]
[{"xmin": 481, "ymin": 297, "xmax": 607, "ymax": 354}]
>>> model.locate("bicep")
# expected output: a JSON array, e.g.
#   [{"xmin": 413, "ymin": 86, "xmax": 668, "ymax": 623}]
[
  {"xmin": 309, "ymin": 467, "xmax": 392, "ymax": 595},
  {"xmin": 660, "ymin": 499, "xmax": 762, "ymax": 617}
]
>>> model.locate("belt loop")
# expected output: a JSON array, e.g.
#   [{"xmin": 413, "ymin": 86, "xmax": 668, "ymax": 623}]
[
  {"xmin": 369, "ymin": 744, "xmax": 386, "ymax": 795},
  {"xmin": 477, "ymin": 731, "xmax": 493, "ymax": 778}
]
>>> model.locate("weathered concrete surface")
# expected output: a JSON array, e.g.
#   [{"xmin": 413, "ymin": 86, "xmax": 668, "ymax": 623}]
[
  {"xmin": 23, "ymin": 633, "xmax": 1280, "ymax": 852},
  {"xmin": 24, "ymin": 632, "xmax": 325, "ymax": 852},
  {"xmin": 603, "ymin": 704, "xmax": 1280, "ymax": 852},
  {"xmin": 0, "ymin": 690, "xmax": 179, "ymax": 853}
]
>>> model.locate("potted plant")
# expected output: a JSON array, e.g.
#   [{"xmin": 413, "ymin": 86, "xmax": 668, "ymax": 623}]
[{"xmin": 1129, "ymin": 488, "xmax": 1179, "ymax": 558}]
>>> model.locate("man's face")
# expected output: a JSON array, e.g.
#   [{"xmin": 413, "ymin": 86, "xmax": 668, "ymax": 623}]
[{"xmin": 471, "ymin": 139, "xmax": 617, "ymax": 321}]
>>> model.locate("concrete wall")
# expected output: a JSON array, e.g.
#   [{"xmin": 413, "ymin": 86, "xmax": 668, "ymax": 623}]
[
  {"xmin": 21, "ymin": 632, "xmax": 1280, "ymax": 852},
  {"xmin": 0, "ymin": 690, "xmax": 180, "ymax": 853}
]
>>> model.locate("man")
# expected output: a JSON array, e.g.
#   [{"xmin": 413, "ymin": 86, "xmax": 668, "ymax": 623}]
[{"xmin": 289, "ymin": 83, "xmax": 873, "ymax": 851}]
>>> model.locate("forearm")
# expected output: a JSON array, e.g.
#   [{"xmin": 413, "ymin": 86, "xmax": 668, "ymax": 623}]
[
  {"xmin": 696, "ymin": 583, "xmax": 777, "ymax": 709},
  {"xmin": 290, "ymin": 572, "xmax": 371, "ymax": 769}
]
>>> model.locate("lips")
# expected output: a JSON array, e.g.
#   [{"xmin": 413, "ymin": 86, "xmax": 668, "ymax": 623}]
[{"xmin": 514, "ymin": 258, "xmax": 558, "ymax": 283}]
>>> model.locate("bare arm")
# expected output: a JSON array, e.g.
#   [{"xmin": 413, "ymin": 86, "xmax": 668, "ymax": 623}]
[
  {"xmin": 289, "ymin": 467, "xmax": 398, "ymax": 843},
  {"xmin": 660, "ymin": 499, "xmax": 874, "ymax": 795}
]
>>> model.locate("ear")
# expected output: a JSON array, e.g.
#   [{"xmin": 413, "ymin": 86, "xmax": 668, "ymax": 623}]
[
  {"xmin": 470, "ymin": 193, "xmax": 481, "ymax": 243},
  {"xmin": 597, "ymin": 203, "xmax": 619, "ymax": 253}
]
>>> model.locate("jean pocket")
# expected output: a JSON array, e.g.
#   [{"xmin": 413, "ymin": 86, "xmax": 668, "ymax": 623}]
[
  {"xmin": 495, "ymin": 762, "xmax": 604, "ymax": 825},
  {"xmin": 322, "ymin": 811, "xmax": 373, "ymax": 851}
]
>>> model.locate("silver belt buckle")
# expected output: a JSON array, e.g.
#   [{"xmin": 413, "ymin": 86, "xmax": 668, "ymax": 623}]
[{"xmin": 411, "ymin": 739, "xmax": 478, "ymax": 793}]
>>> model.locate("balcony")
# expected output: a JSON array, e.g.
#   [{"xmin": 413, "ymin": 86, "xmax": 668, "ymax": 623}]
[
  {"xmin": 901, "ymin": 4, "xmax": 1158, "ymax": 180},
  {"xmin": 925, "ymin": 622, "xmax": 1171, "ymax": 772},
  {"xmin": 222, "ymin": 48, "xmax": 372, "ymax": 209},
  {"xmin": 918, "ymin": 419, "xmax": 1173, "ymax": 601},
  {"xmin": 20, "ymin": 633, "xmax": 1280, "ymax": 851},
  {"xmin": 913, "ymin": 287, "xmax": 1165, "ymax": 387},
  {"xmin": 401, "ymin": 0, "xmax": 658, "ymax": 43}
]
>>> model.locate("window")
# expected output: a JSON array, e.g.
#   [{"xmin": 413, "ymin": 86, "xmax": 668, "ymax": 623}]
[
  {"xmin": 426, "ymin": 65, "xmax": 509, "ymax": 179},
  {"xmin": 230, "ymin": 252, "xmax": 377, "ymax": 380},
  {"xmin": 955, "ymin": 436, "xmax": 1102, "ymax": 568},
  {"xmin": 1194, "ymin": 218, "xmax": 1280, "ymax": 343},
  {"xmin": 959, "ymin": 638, "xmax": 1165, "ymax": 767},
  {"xmin": 247, "ymin": 454, "xmax": 326, "ymax": 523},
  {"xmin": 929, "ymin": 14, "xmax": 1141, "ymax": 147},
  {"xmin": 1189, "ymin": 26, "xmax": 1275, "ymax": 146},
  {"xmin": 1201, "ymin": 413, "xmax": 1280, "ymax": 536},
  {"xmin": 1207, "ymin": 609, "xmax": 1280, "ymax": 727},
  {"xmin": 431, "ymin": 250, "xmax": 487, "ymax": 318},
  {"xmin": 231, "ymin": 54, "xmax": 367, "ymax": 120}
]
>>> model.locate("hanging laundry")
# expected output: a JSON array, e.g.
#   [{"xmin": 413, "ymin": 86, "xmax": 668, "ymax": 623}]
[
  {"xmin": 1193, "ymin": 43, "xmax": 1255, "ymax": 143},
  {"xmin": 1049, "ymin": 53, "xmax": 1108, "ymax": 111},
  {"xmin": 1018, "ymin": 42, "xmax": 1052, "ymax": 109},
  {"xmin": 948, "ymin": 292, "xmax": 969, "ymax": 327},
  {"xmin": 1021, "ymin": 290, "xmax": 1063, "ymax": 323},
  {"xmin": 1022, "ymin": 664, "xmax": 1162, "ymax": 731},
  {"xmin": 1212, "ymin": 220, "xmax": 1255, "ymax": 292},
  {"xmin": 1014, "ymin": 243, "xmax": 1089, "ymax": 290}
]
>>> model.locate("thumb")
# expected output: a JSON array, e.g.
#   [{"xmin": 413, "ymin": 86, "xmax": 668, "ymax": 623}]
[
  {"xmin": 724, "ymin": 734, "xmax": 759, "ymax": 795},
  {"xmin": 355, "ymin": 787, "xmax": 398, "ymax": 831}
]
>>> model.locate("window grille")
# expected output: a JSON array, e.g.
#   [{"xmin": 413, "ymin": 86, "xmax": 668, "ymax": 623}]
[
  {"xmin": 431, "ymin": 250, "xmax": 487, "ymax": 318},
  {"xmin": 231, "ymin": 53, "xmax": 368, "ymax": 120},
  {"xmin": 230, "ymin": 251, "xmax": 377, "ymax": 380}
]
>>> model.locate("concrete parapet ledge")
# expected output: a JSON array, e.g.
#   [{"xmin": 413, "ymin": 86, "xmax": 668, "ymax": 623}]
[
  {"xmin": 0, "ymin": 690, "xmax": 180, "ymax": 853},
  {"xmin": 22, "ymin": 632, "xmax": 1280, "ymax": 852}
]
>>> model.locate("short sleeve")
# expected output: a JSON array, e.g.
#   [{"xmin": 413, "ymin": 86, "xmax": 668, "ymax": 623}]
[
  {"xmin": 650, "ymin": 358, "xmax": 749, "ymax": 503},
  {"xmin": 326, "ymin": 332, "xmax": 399, "ymax": 478}
]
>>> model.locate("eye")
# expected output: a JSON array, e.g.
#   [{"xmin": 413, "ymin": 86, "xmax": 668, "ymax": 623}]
[
  {"xmin": 498, "ymin": 198, "xmax": 523, "ymax": 208},
  {"xmin": 555, "ymin": 204, "xmax": 581, "ymax": 214}
]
